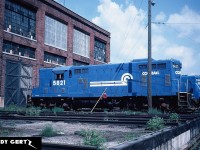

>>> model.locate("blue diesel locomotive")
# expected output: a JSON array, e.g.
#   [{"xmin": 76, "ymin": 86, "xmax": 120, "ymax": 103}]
[{"xmin": 29, "ymin": 59, "xmax": 200, "ymax": 110}]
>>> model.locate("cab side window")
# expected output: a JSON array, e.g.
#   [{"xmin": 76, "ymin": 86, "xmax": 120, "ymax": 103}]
[{"xmin": 56, "ymin": 74, "xmax": 64, "ymax": 80}]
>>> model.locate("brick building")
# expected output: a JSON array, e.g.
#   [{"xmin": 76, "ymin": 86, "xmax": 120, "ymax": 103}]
[{"xmin": 0, "ymin": 0, "xmax": 110, "ymax": 107}]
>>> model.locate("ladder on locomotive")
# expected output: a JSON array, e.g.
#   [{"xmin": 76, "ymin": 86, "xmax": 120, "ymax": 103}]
[{"xmin": 178, "ymin": 92, "xmax": 191, "ymax": 108}]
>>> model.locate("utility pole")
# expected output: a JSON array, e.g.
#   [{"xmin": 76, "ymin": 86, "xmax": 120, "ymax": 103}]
[{"xmin": 148, "ymin": 0, "xmax": 154, "ymax": 109}]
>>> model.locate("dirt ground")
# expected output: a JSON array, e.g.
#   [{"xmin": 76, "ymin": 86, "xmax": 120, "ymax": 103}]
[{"xmin": 0, "ymin": 120, "xmax": 150, "ymax": 149}]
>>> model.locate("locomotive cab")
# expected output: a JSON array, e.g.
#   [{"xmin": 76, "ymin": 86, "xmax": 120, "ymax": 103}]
[{"xmin": 180, "ymin": 75, "xmax": 200, "ymax": 107}]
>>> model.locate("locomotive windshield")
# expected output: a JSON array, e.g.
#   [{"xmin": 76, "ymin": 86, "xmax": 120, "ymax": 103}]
[{"xmin": 172, "ymin": 62, "xmax": 182, "ymax": 69}]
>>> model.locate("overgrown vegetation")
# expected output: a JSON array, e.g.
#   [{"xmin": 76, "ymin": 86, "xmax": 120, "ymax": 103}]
[
  {"xmin": 0, "ymin": 103, "xmax": 67, "ymax": 116},
  {"xmin": 40, "ymin": 124, "xmax": 58, "ymax": 137},
  {"xmin": 148, "ymin": 108, "xmax": 162, "ymax": 115},
  {"xmin": 52, "ymin": 107, "xmax": 64, "ymax": 115},
  {"xmin": 169, "ymin": 113, "xmax": 180, "ymax": 122},
  {"xmin": 77, "ymin": 129, "xmax": 106, "ymax": 149},
  {"xmin": 4, "ymin": 103, "xmax": 19, "ymax": 111},
  {"xmin": 147, "ymin": 116, "xmax": 165, "ymax": 131},
  {"xmin": 26, "ymin": 107, "xmax": 41, "ymax": 116}
]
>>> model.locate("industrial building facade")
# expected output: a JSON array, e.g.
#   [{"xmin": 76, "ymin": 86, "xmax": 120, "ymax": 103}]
[{"xmin": 0, "ymin": 0, "xmax": 110, "ymax": 107}]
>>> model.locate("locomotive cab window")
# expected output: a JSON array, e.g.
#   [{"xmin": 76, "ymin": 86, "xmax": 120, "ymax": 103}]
[
  {"xmin": 139, "ymin": 64, "xmax": 147, "ymax": 69},
  {"xmin": 69, "ymin": 70, "xmax": 72, "ymax": 78},
  {"xmin": 56, "ymin": 74, "xmax": 64, "ymax": 80}
]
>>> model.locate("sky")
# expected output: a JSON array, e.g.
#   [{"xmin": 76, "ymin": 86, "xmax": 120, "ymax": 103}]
[{"xmin": 56, "ymin": 0, "xmax": 200, "ymax": 75}]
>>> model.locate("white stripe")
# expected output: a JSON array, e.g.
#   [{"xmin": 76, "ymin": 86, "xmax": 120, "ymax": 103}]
[{"xmin": 90, "ymin": 81, "xmax": 127, "ymax": 87}]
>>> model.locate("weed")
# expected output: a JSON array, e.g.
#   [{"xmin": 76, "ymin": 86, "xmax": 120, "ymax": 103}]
[
  {"xmin": 5, "ymin": 103, "xmax": 18, "ymax": 111},
  {"xmin": 52, "ymin": 107, "xmax": 64, "ymax": 115},
  {"xmin": 169, "ymin": 113, "xmax": 180, "ymax": 122},
  {"xmin": 78, "ymin": 129, "xmax": 106, "ymax": 149},
  {"xmin": 26, "ymin": 107, "xmax": 41, "ymax": 116},
  {"xmin": 147, "ymin": 116, "xmax": 165, "ymax": 131},
  {"xmin": 40, "ymin": 124, "xmax": 58, "ymax": 137}
]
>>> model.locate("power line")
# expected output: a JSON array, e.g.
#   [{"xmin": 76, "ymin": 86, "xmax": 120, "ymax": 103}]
[
  {"xmin": 152, "ymin": 22, "xmax": 200, "ymax": 25},
  {"xmin": 117, "ymin": 0, "xmax": 145, "ymax": 60},
  {"xmin": 152, "ymin": 21, "xmax": 200, "ymax": 45}
]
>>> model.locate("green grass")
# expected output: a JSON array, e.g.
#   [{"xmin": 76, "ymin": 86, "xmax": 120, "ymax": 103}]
[
  {"xmin": 40, "ymin": 124, "xmax": 58, "ymax": 137},
  {"xmin": 169, "ymin": 113, "xmax": 180, "ymax": 122},
  {"xmin": 52, "ymin": 107, "xmax": 64, "ymax": 115},
  {"xmin": 148, "ymin": 108, "xmax": 162, "ymax": 115},
  {"xmin": 26, "ymin": 107, "xmax": 41, "ymax": 116},
  {"xmin": 77, "ymin": 129, "xmax": 106, "ymax": 149},
  {"xmin": 147, "ymin": 116, "xmax": 165, "ymax": 131}
]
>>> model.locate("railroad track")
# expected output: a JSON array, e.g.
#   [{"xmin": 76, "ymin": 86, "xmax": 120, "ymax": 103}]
[{"xmin": 0, "ymin": 111, "xmax": 198, "ymax": 126}]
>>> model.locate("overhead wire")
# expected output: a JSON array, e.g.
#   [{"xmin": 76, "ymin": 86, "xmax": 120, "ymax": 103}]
[
  {"xmin": 152, "ymin": 21, "xmax": 200, "ymax": 45},
  {"xmin": 116, "ymin": 0, "xmax": 145, "ymax": 61}
]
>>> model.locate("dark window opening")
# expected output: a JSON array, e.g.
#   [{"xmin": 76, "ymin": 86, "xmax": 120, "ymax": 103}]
[
  {"xmin": 56, "ymin": 74, "xmax": 64, "ymax": 80},
  {"xmin": 4, "ymin": 0, "xmax": 36, "ymax": 39},
  {"xmin": 44, "ymin": 52, "xmax": 66, "ymax": 66},
  {"xmin": 82, "ymin": 68, "xmax": 88, "ymax": 73},
  {"xmin": 94, "ymin": 39, "xmax": 106, "ymax": 62},
  {"xmin": 69, "ymin": 70, "xmax": 72, "ymax": 78},
  {"xmin": 139, "ymin": 64, "xmax": 147, "ymax": 69},
  {"xmin": 3, "ymin": 40, "xmax": 35, "ymax": 58},
  {"xmin": 73, "ymin": 60, "xmax": 88, "ymax": 66},
  {"xmin": 152, "ymin": 64, "xmax": 156, "ymax": 69},
  {"xmin": 74, "ymin": 69, "xmax": 81, "ymax": 74},
  {"xmin": 74, "ymin": 68, "xmax": 89, "ymax": 74}
]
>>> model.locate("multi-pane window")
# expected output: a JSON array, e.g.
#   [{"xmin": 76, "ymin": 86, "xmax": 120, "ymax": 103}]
[
  {"xmin": 45, "ymin": 16, "xmax": 67, "ymax": 50},
  {"xmin": 73, "ymin": 29, "xmax": 90, "ymax": 58},
  {"xmin": 44, "ymin": 52, "xmax": 66, "ymax": 66},
  {"xmin": 74, "ymin": 68, "xmax": 88, "ymax": 74},
  {"xmin": 73, "ymin": 60, "xmax": 88, "ymax": 66},
  {"xmin": 3, "ymin": 40, "xmax": 35, "ymax": 59},
  {"xmin": 94, "ymin": 39, "xmax": 106, "ymax": 62},
  {"xmin": 4, "ymin": 0, "xmax": 36, "ymax": 39}
]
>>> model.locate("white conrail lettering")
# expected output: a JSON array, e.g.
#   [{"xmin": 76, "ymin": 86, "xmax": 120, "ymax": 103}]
[
  {"xmin": 52, "ymin": 80, "xmax": 66, "ymax": 86},
  {"xmin": 142, "ymin": 71, "xmax": 160, "ymax": 76}
]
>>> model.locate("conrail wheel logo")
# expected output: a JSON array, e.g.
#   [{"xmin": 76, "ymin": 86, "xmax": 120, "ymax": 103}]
[
  {"xmin": 90, "ymin": 73, "xmax": 133, "ymax": 87},
  {"xmin": 121, "ymin": 73, "xmax": 133, "ymax": 82},
  {"xmin": 0, "ymin": 137, "xmax": 41, "ymax": 150}
]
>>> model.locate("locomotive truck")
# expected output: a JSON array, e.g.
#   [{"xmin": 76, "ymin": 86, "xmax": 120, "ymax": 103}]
[{"xmin": 29, "ymin": 59, "xmax": 200, "ymax": 111}]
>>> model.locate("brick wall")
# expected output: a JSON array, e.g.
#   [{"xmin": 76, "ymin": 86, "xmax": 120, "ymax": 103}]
[{"xmin": 0, "ymin": 0, "xmax": 110, "ymax": 97}]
